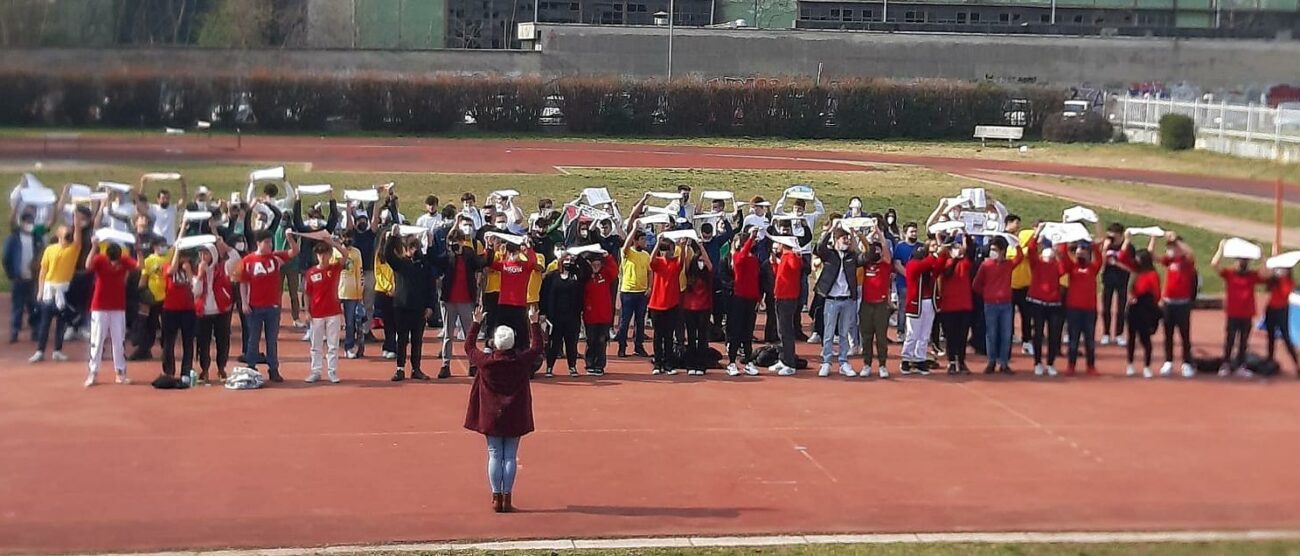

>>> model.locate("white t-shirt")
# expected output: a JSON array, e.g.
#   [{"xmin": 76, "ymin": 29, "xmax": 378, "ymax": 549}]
[{"xmin": 150, "ymin": 204, "xmax": 178, "ymax": 244}]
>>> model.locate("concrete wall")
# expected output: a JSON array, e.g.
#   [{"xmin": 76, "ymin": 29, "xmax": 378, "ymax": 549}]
[{"xmin": 533, "ymin": 24, "xmax": 1300, "ymax": 87}]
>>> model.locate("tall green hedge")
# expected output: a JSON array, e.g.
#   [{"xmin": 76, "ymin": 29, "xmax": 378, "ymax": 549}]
[
  {"xmin": 0, "ymin": 71, "xmax": 1064, "ymax": 139},
  {"xmin": 1159, "ymin": 113, "xmax": 1196, "ymax": 151}
]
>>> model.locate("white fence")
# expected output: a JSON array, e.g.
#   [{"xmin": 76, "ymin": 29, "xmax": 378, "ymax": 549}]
[{"xmin": 1111, "ymin": 95, "xmax": 1300, "ymax": 161}]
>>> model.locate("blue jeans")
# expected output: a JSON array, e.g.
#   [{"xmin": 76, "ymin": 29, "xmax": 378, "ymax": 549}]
[
  {"xmin": 486, "ymin": 435, "xmax": 521, "ymax": 494},
  {"xmin": 615, "ymin": 292, "xmax": 647, "ymax": 350},
  {"xmin": 245, "ymin": 306, "xmax": 281, "ymax": 371},
  {"xmin": 10, "ymin": 279, "xmax": 36, "ymax": 341},
  {"xmin": 984, "ymin": 302, "xmax": 1013, "ymax": 366},
  {"xmin": 35, "ymin": 300, "xmax": 68, "ymax": 353},
  {"xmin": 341, "ymin": 299, "xmax": 364, "ymax": 352},
  {"xmin": 820, "ymin": 297, "xmax": 856, "ymax": 364}
]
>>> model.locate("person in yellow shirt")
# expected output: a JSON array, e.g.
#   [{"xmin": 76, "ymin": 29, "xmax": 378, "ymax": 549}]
[
  {"xmin": 616, "ymin": 230, "xmax": 651, "ymax": 357},
  {"xmin": 374, "ymin": 231, "xmax": 397, "ymax": 359},
  {"xmin": 337, "ymin": 237, "xmax": 365, "ymax": 359},
  {"xmin": 31, "ymin": 225, "xmax": 81, "ymax": 362},
  {"xmin": 1007, "ymin": 215, "xmax": 1035, "ymax": 355},
  {"xmin": 129, "ymin": 242, "xmax": 169, "ymax": 361}
]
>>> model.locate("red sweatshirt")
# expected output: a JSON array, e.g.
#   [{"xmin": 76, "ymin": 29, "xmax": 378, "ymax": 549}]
[
  {"xmin": 971, "ymin": 258, "xmax": 1016, "ymax": 305},
  {"xmin": 1220, "ymin": 268, "xmax": 1261, "ymax": 319},
  {"xmin": 1160, "ymin": 254, "xmax": 1197, "ymax": 302},
  {"xmin": 904, "ymin": 255, "xmax": 942, "ymax": 315},
  {"xmin": 1061, "ymin": 246, "xmax": 1103, "ymax": 311},
  {"xmin": 937, "ymin": 254, "xmax": 974, "ymax": 313},
  {"xmin": 732, "ymin": 237, "xmax": 761, "ymax": 301},
  {"xmin": 582, "ymin": 254, "xmax": 618, "ymax": 325},
  {"xmin": 1268, "ymin": 274, "xmax": 1294, "ymax": 310},
  {"xmin": 860, "ymin": 261, "xmax": 891, "ymax": 303},
  {"xmin": 491, "ymin": 248, "xmax": 537, "ymax": 307},
  {"xmin": 1026, "ymin": 236, "xmax": 1063, "ymax": 305},
  {"xmin": 773, "ymin": 250, "xmax": 803, "ymax": 301},
  {"xmin": 1131, "ymin": 270, "xmax": 1162, "ymax": 303},
  {"xmin": 648, "ymin": 255, "xmax": 683, "ymax": 311}
]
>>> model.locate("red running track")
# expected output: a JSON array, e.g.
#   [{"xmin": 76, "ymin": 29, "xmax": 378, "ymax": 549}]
[
  {"xmin": 1, "ymin": 135, "xmax": 1296, "ymax": 202},
  {"xmin": 2, "ymin": 295, "xmax": 1300, "ymax": 554}
]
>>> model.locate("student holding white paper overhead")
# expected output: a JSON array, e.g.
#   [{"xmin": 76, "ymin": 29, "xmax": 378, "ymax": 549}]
[
  {"xmin": 137, "ymin": 175, "xmax": 187, "ymax": 245},
  {"xmin": 1210, "ymin": 239, "xmax": 1263, "ymax": 378},
  {"xmin": 192, "ymin": 238, "xmax": 236, "ymax": 383},
  {"xmin": 1116, "ymin": 233, "xmax": 1162, "ymax": 378},
  {"xmin": 1100, "ymin": 223, "xmax": 1132, "ymax": 348},
  {"xmin": 1263, "ymin": 256, "xmax": 1299, "ymax": 377},
  {"xmin": 1158, "ymin": 233, "xmax": 1198, "ymax": 378},
  {"xmin": 1025, "ymin": 223, "xmax": 1066, "ymax": 377},
  {"xmin": 239, "ymin": 226, "xmax": 300, "ymax": 383},
  {"xmin": 82, "ymin": 238, "xmax": 137, "ymax": 387},
  {"xmin": 159, "ymin": 229, "xmax": 198, "ymax": 382},
  {"xmin": 30, "ymin": 223, "xmax": 81, "ymax": 364}
]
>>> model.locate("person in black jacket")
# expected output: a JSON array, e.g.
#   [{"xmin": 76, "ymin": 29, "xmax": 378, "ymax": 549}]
[
  {"xmin": 379, "ymin": 225, "xmax": 436, "ymax": 382},
  {"xmin": 539, "ymin": 253, "xmax": 584, "ymax": 377},
  {"xmin": 435, "ymin": 227, "xmax": 487, "ymax": 379},
  {"xmin": 814, "ymin": 224, "xmax": 867, "ymax": 377}
]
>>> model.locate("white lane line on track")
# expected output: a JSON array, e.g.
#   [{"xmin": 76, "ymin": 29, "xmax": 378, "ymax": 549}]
[{"xmin": 793, "ymin": 444, "xmax": 839, "ymax": 484}]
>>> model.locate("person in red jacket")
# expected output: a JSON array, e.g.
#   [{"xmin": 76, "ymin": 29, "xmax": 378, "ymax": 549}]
[
  {"xmin": 771, "ymin": 235, "xmax": 804, "ymax": 375},
  {"xmin": 1159, "ymin": 233, "xmax": 1197, "ymax": 378},
  {"xmin": 579, "ymin": 251, "xmax": 618, "ymax": 376},
  {"xmin": 901, "ymin": 241, "xmax": 942, "ymax": 374},
  {"xmin": 1263, "ymin": 261, "xmax": 1299, "ymax": 376},
  {"xmin": 936, "ymin": 236, "xmax": 975, "ymax": 375},
  {"xmin": 727, "ymin": 227, "xmax": 762, "ymax": 376},
  {"xmin": 464, "ymin": 305, "xmax": 544, "ymax": 514},
  {"xmin": 83, "ymin": 240, "xmax": 138, "ymax": 387},
  {"xmin": 856, "ymin": 226, "xmax": 893, "ymax": 378},
  {"xmin": 1211, "ymin": 239, "xmax": 1263, "ymax": 378},
  {"xmin": 682, "ymin": 239, "xmax": 714, "ymax": 376},
  {"xmin": 1116, "ymin": 232, "xmax": 1162, "ymax": 377},
  {"xmin": 648, "ymin": 239, "xmax": 685, "ymax": 375},
  {"xmin": 972, "ymin": 236, "xmax": 1023, "ymax": 374},
  {"xmin": 1061, "ymin": 240, "xmax": 1103, "ymax": 376},
  {"xmin": 1026, "ymin": 224, "xmax": 1066, "ymax": 377},
  {"xmin": 193, "ymin": 239, "xmax": 236, "ymax": 383}
]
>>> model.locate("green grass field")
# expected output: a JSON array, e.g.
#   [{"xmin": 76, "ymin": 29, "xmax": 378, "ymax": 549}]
[
  {"xmin": 1, "ymin": 163, "xmax": 1229, "ymax": 293},
  {"xmin": 1023, "ymin": 175, "xmax": 1300, "ymax": 230},
  {"xmin": 349, "ymin": 540, "xmax": 1300, "ymax": 555}
]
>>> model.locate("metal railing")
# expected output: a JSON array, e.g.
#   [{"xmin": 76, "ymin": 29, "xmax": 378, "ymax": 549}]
[{"xmin": 1112, "ymin": 95, "xmax": 1300, "ymax": 146}]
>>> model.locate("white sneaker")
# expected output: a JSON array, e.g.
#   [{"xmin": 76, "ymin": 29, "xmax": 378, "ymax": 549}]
[
  {"xmin": 63, "ymin": 328, "xmax": 76, "ymax": 341},
  {"xmin": 818, "ymin": 363, "xmax": 831, "ymax": 377},
  {"xmin": 840, "ymin": 363, "xmax": 857, "ymax": 377},
  {"xmin": 859, "ymin": 364, "xmax": 873, "ymax": 377},
  {"xmin": 1046, "ymin": 365, "xmax": 1059, "ymax": 377},
  {"xmin": 383, "ymin": 351, "xmax": 397, "ymax": 360},
  {"xmin": 1234, "ymin": 367, "xmax": 1254, "ymax": 378},
  {"xmin": 344, "ymin": 350, "xmax": 357, "ymax": 360},
  {"xmin": 744, "ymin": 363, "xmax": 760, "ymax": 376},
  {"xmin": 1021, "ymin": 342, "xmax": 1033, "ymax": 355},
  {"xmin": 808, "ymin": 333, "xmax": 822, "ymax": 344},
  {"xmin": 1116, "ymin": 336, "xmax": 1128, "ymax": 347},
  {"xmin": 1181, "ymin": 363, "xmax": 1196, "ymax": 378},
  {"xmin": 651, "ymin": 368, "xmax": 664, "ymax": 375},
  {"xmin": 1126, "ymin": 364, "xmax": 1137, "ymax": 377},
  {"xmin": 305, "ymin": 374, "xmax": 320, "ymax": 383},
  {"xmin": 328, "ymin": 372, "xmax": 340, "ymax": 383},
  {"xmin": 1143, "ymin": 367, "xmax": 1154, "ymax": 379},
  {"xmin": 665, "ymin": 369, "xmax": 678, "ymax": 375},
  {"xmin": 1218, "ymin": 365, "xmax": 1231, "ymax": 377},
  {"xmin": 115, "ymin": 374, "xmax": 131, "ymax": 385},
  {"xmin": 28, "ymin": 351, "xmax": 43, "ymax": 363},
  {"xmin": 878, "ymin": 365, "xmax": 890, "ymax": 379},
  {"xmin": 767, "ymin": 362, "xmax": 786, "ymax": 372},
  {"xmin": 301, "ymin": 330, "xmax": 311, "ymax": 342},
  {"xmin": 1159, "ymin": 361, "xmax": 1174, "ymax": 377},
  {"xmin": 83, "ymin": 374, "xmax": 95, "ymax": 388},
  {"xmin": 1100, "ymin": 335, "xmax": 1111, "ymax": 346},
  {"xmin": 726, "ymin": 363, "xmax": 740, "ymax": 376},
  {"xmin": 51, "ymin": 351, "xmax": 68, "ymax": 362},
  {"xmin": 777, "ymin": 365, "xmax": 796, "ymax": 376},
  {"xmin": 1033, "ymin": 364, "xmax": 1045, "ymax": 376}
]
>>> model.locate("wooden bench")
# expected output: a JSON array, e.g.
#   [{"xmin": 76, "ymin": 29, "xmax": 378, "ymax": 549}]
[{"xmin": 973, "ymin": 125, "xmax": 1023, "ymax": 147}]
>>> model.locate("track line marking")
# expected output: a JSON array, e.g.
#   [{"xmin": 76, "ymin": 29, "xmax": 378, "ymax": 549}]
[
  {"xmin": 956, "ymin": 383, "xmax": 1105, "ymax": 465},
  {"xmin": 793, "ymin": 444, "xmax": 839, "ymax": 484}
]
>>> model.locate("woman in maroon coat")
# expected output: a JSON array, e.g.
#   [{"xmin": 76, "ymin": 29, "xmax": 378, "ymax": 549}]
[{"xmin": 464, "ymin": 305, "xmax": 544, "ymax": 513}]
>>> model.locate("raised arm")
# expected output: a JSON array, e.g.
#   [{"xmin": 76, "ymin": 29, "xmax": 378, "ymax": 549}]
[
  {"xmin": 325, "ymin": 197, "xmax": 340, "ymax": 233},
  {"xmin": 1210, "ymin": 238, "xmax": 1226, "ymax": 269}
]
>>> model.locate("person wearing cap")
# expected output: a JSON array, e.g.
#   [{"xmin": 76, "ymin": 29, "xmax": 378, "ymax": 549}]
[
  {"xmin": 1158, "ymin": 232, "xmax": 1197, "ymax": 378},
  {"xmin": 579, "ymin": 250, "xmax": 618, "ymax": 375},
  {"xmin": 436, "ymin": 227, "xmax": 487, "ymax": 378},
  {"xmin": 464, "ymin": 305, "xmax": 544, "ymax": 514},
  {"xmin": 769, "ymin": 234, "xmax": 804, "ymax": 375},
  {"xmin": 82, "ymin": 235, "xmax": 137, "ymax": 387},
  {"xmin": 814, "ymin": 223, "xmax": 864, "ymax": 378},
  {"xmin": 190, "ymin": 185, "xmax": 213, "ymax": 211},
  {"xmin": 1061, "ymin": 233, "xmax": 1104, "ymax": 377},
  {"xmin": 193, "ymin": 237, "xmax": 236, "ymax": 383},
  {"xmin": 1211, "ymin": 239, "xmax": 1263, "ymax": 378}
]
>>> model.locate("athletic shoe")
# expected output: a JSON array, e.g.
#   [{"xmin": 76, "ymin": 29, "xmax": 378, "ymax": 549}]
[
  {"xmin": 1218, "ymin": 365, "xmax": 1231, "ymax": 377},
  {"xmin": 767, "ymin": 362, "xmax": 785, "ymax": 373},
  {"xmin": 808, "ymin": 333, "xmax": 822, "ymax": 344},
  {"xmin": 818, "ymin": 363, "xmax": 831, "ymax": 377},
  {"xmin": 1126, "ymin": 364, "xmax": 1137, "ymax": 377},
  {"xmin": 1181, "ymin": 363, "xmax": 1196, "ymax": 378},
  {"xmin": 83, "ymin": 374, "xmax": 95, "ymax": 388},
  {"xmin": 946, "ymin": 362, "xmax": 959, "ymax": 375},
  {"xmin": 634, "ymin": 348, "xmax": 651, "ymax": 358},
  {"xmin": 438, "ymin": 366, "xmax": 451, "ymax": 379},
  {"xmin": 651, "ymin": 368, "xmax": 663, "ymax": 375},
  {"xmin": 328, "ymin": 372, "xmax": 340, "ymax": 384},
  {"xmin": 544, "ymin": 369, "xmax": 554, "ymax": 378},
  {"xmin": 839, "ymin": 363, "xmax": 857, "ymax": 377},
  {"xmin": 997, "ymin": 365, "xmax": 1013, "ymax": 375},
  {"xmin": 1116, "ymin": 336, "xmax": 1128, "ymax": 347},
  {"xmin": 1046, "ymin": 365, "xmax": 1059, "ymax": 377},
  {"xmin": 665, "ymin": 369, "xmax": 678, "ymax": 375},
  {"xmin": 899, "ymin": 361, "xmax": 914, "ymax": 375},
  {"xmin": 1021, "ymin": 342, "xmax": 1033, "ymax": 355},
  {"xmin": 63, "ymin": 328, "xmax": 75, "ymax": 342},
  {"xmin": 1033, "ymin": 364, "xmax": 1045, "ymax": 376},
  {"xmin": 777, "ymin": 365, "xmax": 796, "ymax": 376},
  {"xmin": 877, "ymin": 365, "xmax": 890, "ymax": 379},
  {"xmin": 1143, "ymin": 367, "xmax": 1154, "ymax": 379},
  {"xmin": 983, "ymin": 362, "xmax": 996, "ymax": 374},
  {"xmin": 726, "ymin": 363, "xmax": 740, "ymax": 376},
  {"xmin": 115, "ymin": 374, "xmax": 131, "ymax": 385},
  {"xmin": 1234, "ymin": 366, "xmax": 1254, "ymax": 378},
  {"xmin": 1100, "ymin": 334, "xmax": 1111, "ymax": 346},
  {"xmin": 911, "ymin": 364, "xmax": 931, "ymax": 376},
  {"xmin": 410, "ymin": 370, "xmax": 430, "ymax": 381},
  {"xmin": 51, "ymin": 351, "xmax": 68, "ymax": 362},
  {"xmin": 305, "ymin": 373, "xmax": 320, "ymax": 383},
  {"xmin": 958, "ymin": 363, "xmax": 973, "ymax": 375},
  {"xmin": 1158, "ymin": 361, "xmax": 1174, "ymax": 377},
  {"xmin": 382, "ymin": 351, "xmax": 396, "ymax": 360},
  {"xmin": 344, "ymin": 350, "xmax": 357, "ymax": 360},
  {"xmin": 391, "ymin": 369, "xmax": 405, "ymax": 382},
  {"xmin": 588, "ymin": 368, "xmax": 605, "ymax": 376},
  {"xmin": 28, "ymin": 351, "xmax": 42, "ymax": 363},
  {"xmin": 744, "ymin": 363, "xmax": 760, "ymax": 376}
]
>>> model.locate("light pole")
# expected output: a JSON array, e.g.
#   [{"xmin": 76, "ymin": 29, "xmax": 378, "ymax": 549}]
[
  {"xmin": 1050, "ymin": 0, "xmax": 1056, "ymax": 25},
  {"xmin": 668, "ymin": 0, "xmax": 675, "ymax": 79}
]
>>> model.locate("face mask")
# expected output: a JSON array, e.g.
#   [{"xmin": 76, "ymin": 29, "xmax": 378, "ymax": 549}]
[
  {"xmin": 887, "ymin": 216, "xmax": 896, "ymax": 224},
  {"xmin": 563, "ymin": 262, "xmax": 576, "ymax": 272},
  {"xmin": 1040, "ymin": 251, "xmax": 1054, "ymax": 263},
  {"xmin": 835, "ymin": 243, "xmax": 848, "ymax": 253},
  {"xmin": 989, "ymin": 250, "xmax": 1003, "ymax": 261},
  {"xmin": 697, "ymin": 261, "xmax": 706, "ymax": 270},
  {"xmin": 159, "ymin": 202, "xmax": 170, "ymax": 209},
  {"xmin": 357, "ymin": 222, "xmax": 370, "ymax": 232},
  {"xmin": 1166, "ymin": 249, "xmax": 1177, "ymax": 259},
  {"xmin": 495, "ymin": 223, "xmax": 507, "ymax": 231},
  {"xmin": 21, "ymin": 223, "xmax": 33, "ymax": 233},
  {"xmin": 579, "ymin": 229, "xmax": 589, "ymax": 238}
]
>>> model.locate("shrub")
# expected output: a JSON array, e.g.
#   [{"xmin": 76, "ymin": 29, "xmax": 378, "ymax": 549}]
[
  {"xmin": 1159, "ymin": 113, "xmax": 1196, "ymax": 151},
  {"xmin": 0, "ymin": 71, "xmax": 43, "ymax": 125},
  {"xmin": 465, "ymin": 77, "xmax": 544, "ymax": 132},
  {"xmin": 554, "ymin": 77, "xmax": 617, "ymax": 134},
  {"xmin": 101, "ymin": 72, "xmax": 164, "ymax": 127},
  {"xmin": 662, "ymin": 80, "xmax": 711, "ymax": 136},
  {"xmin": 1042, "ymin": 111, "xmax": 1113, "ymax": 143},
  {"xmin": 392, "ymin": 77, "xmax": 465, "ymax": 133}
]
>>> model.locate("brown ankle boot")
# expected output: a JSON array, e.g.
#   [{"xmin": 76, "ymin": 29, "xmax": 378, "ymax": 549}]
[
  {"xmin": 502, "ymin": 493, "xmax": 515, "ymax": 513},
  {"xmin": 492, "ymin": 493, "xmax": 503, "ymax": 513}
]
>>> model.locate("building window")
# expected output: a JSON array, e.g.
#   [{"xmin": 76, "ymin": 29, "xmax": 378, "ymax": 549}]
[
  {"xmin": 1040, "ymin": 14, "xmax": 1050, "ymax": 23},
  {"xmin": 969, "ymin": 12, "xmax": 980, "ymax": 22},
  {"xmin": 999, "ymin": 12, "xmax": 1009, "ymax": 23},
  {"xmin": 956, "ymin": 12, "xmax": 967, "ymax": 23},
  {"xmin": 830, "ymin": 8, "xmax": 840, "ymax": 17},
  {"xmin": 842, "ymin": 8, "xmax": 854, "ymax": 20},
  {"xmin": 1073, "ymin": 14, "xmax": 1083, "ymax": 23}
]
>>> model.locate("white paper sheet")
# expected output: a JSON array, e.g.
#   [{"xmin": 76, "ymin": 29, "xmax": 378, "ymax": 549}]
[
  {"xmin": 840, "ymin": 217, "xmax": 877, "ymax": 230},
  {"xmin": 787, "ymin": 189, "xmax": 815, "ymax": 201},
  {"xmin": 73, "ymin": 192, "xmax": 109, "ymax": 203},
  {"xmin": 1063, "ymin": 205, "xmax": 1099, "ymax": 224},
  {"xmin": 578, "ymin": 205, "xmax": 611, "ymax": 221},
  {"xmin": 142, "ymin": 172, "xmax": 182, "ymax": 181},
  {"xmin": 769, "ymin": 235, "xmax": 802, "ymax": 249},
  {"xmin": 1127, "ymin": 226, "xmax": 1166, "ymax": 237},
  {"xmin": 296, "ymin": 184, "xmax": 333, "ymax": 196},
  {"xmin": 928, "ymin": 220, "xmax": 965, "ymax": 235},
  {"xmin": 98, "ymin": 181, "xmax": 133, "ymax": 193},
  {"xmin": 1041, "ymin": 222, "xmax": 1092, "ymax": 245},
  {"xmin": 249, "ymin": 167, "xmax": 285, "ymax": 182},
  {"xmin": 701, "ymin": 191, "xmax": 733, "ymax": 201},
  {"xmin": 287, "ymin": 229, "xmax": 333, "ymax": 242},
  {"xmin": 18, "ymin": 186, "xmax": 56, "ymax": 205},
  {"xmin": 960, "ymin": 187, "xmax": 988, "ymax": 209},
  {"xmin": 182, "ymin": 210, "xmax": 212, "ymax": 222},
  {"xmin": 693, "ymin": 211, "xmax": 725, "ymax": 221},
  {"xmin": 1267, "ymin": 250, "xmax": 1300, "ymax": 269},
  {"xmin": 343, "ymin": 189, "xmax": 379, "ymax": 202},
  {"xmin": 175, "ymin": 234, "xmax": 217, "ymax": 250},
  {"xmin": 660, "ymin": 229, "xmax": 700, "ymax": 242},
  {"xmin": 485, "ymin": 231, "xmax": 526, "ymax": 245},
  {"xmin": 637, "ymin": 213, "xmax": 674, "ymax": 226},
  {"xmin": 397, "ymin": 225, "xmax": 428, "ymax": 237},
  {"xmin": 973, "ymin": 231, "xmax": 1021, "ymax": 247},
  {"xmin": 960, "ymin": 212, "xmax": 992, "ymax": 233},
  {"xmin": 93, "ymin": 228, "xmax": 136, "ymax": 245},
  {"xmin": 1223, "ymin": 237, "xmax": 1262, "ymax": 260},
  {"xmin": 646, "ymin": 192, "xmax": 680, "ymax": 200},
  {"xmin": 566, "ymin": 244, "xmax": 607, "ymax": 256},
  {"xmin": 582, "ymin": 187, "xmax": 613, "ymax": 205},
  {"xmin": 491, "ymin": 189, "xmax": 521, "ymax": 199}
]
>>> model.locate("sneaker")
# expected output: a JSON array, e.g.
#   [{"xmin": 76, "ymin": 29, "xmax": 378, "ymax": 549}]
[
  {"xmin": 1033, "ymin": 364, "xmax": 1045, "ymax": 376},
  {"xmin": 305, "ymin": 373, "xmax": 321, "ymax": 383},
  {"xmin": 1100, "ymin": 334, "xmax": 1111, "ymax": 346},
  {"xmin": 665, "ymin": 369, "xmax": 678, "ymax": 375},
  {"xmin": 777, "ymin": 366, "xmax": 796, "ymax": 376},
  {"xmin": 808, "ymin": 333, "xmax": 822, "ymax": 344},
  {"xmin": 946, "ymin": 362, "xmax": 959, "ymax": 375},
  {"xmin": 383, "ymin": 351, "xmax": 397, "ymax": 360},
  {"xmin": 28, "ymin": 351, "xmax": 43, "ymax": 363},
  {"xmin": 912, "ymin": 365, "xmax": 931, "ymax": 376},
  {"xmin": 51, "ymin": 351, "xmax": 68, "ymax": 362},
  {"xmin": 1181, "ymin": 363, "xmax": 1196, "ymax": 378},
  {"xmin": 818, "ymin": 363, "xmax": 831, "ymax": 377},
  {"xmin": 83, "ymin": 374, "xmax": 96, "ymax": 388},
  {"xmin": 726, "ymin": 363, "xmax": 740, "ymax": 376},
  {"xmin": 1046, "ymin": 365, "xmax": 1059, "ymax": 377},
  {"xmin": 1126, "ymin": 364, "xmax": 1137, "ymax": 377},
  {"xmin": 438, "ymin": 366, "xmax": 452, "ymax": 379},
  {"xmin": 410, "ymin": 370, "xmax": 430, "ymax": 381},
  {"xmin": 744, "ymin": 363, "xmax": 760, "ymax": 376},
  {"xmin": 768, "ymin": 362, "xmax": 786, "ymax": 373},
  {"xmin": 328, "ymin": 372, "xmax": 340, "ymax": 383},
  {"xmin": 877, "ymin": 365, "xmax": 890, "ymax": 379},
  {"xmin": 839, "ymin": 363, "xmax": 857, "ymax": 377},
  {"xmin": 63, "ymin": 328, "xmax": 75, "ymax": 341},
  {"xmin": 1143, "ymin": 367, "xmax": 1153, "ymax": 379},
  {"xmin": 1116, "ymin": 336, "xmax": 1128, "ymax": 347},
  {"xmin": 344, "ymin": 350, "xmax": 358, "ymax": 360},
  {"xmin": 983, "ymin": 362, "xmax": 996, "ymax": 374},
  {"xmin": 587, "ymin": 368, "xmax": 605, "ymax": 376},
  {"xmin": 1234, "ymin": 366, "xmax": 1254, "ymax": 378},
  {"xmin": 634, "ymin": 348, "xmax": 651, "ymax": 358},
  {"xmin": 1159, "ymin": 361, "xmax": 1174, "ymax": 377},
  {"xmin": 569, "ymin": 369, "xmax": 579, "ymax": 377},
  {"xmin": 1218, "ymin": 365, "xmax": 1231, "ymax": 377},
  {"xmin": 1021, "ymin": 342, "xmax": 1033, "ymax": 355},
  {"xmin": 544, "ymin": 369, "xmax": 554, "ymax": 378},
  {"xmin": 651, "ymin": 368, "xmax": 663, "ymax": 375},
  {"xmin": 115, "ymin": 374, "xmax": 131, "ymax": 385},
  {"xmin": 997, "ymin": 365, "xmax": 1013, "ymax": 375},
  {"xmin": 958, "ymin": 363, "xmax": 973, "ymax": 375},
  {"xmin": 391, "ymin": 369, "xmax": 406, "ymax": 382}
]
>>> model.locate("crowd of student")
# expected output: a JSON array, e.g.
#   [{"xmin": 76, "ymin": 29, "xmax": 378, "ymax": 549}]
[{"xmin": 5, "ymin": 174, "xmax": 1298, "ymax": 388}]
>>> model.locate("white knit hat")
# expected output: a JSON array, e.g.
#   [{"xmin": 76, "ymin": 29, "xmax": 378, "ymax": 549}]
[{"xmin": 493, "ymin": 325, "xmax": 516, "ymax": 351}]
